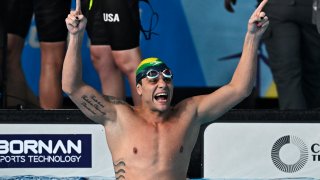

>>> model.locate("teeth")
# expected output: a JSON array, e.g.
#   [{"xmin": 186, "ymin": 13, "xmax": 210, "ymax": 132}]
[{"xmin": 157, "ymin": 93, "xmax": 167, "ymax": 96}]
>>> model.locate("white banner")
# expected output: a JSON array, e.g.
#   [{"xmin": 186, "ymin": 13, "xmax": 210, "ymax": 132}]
[
  {"xmin": 204, "ymin": 123, "xmax": 320, "ymax": 179},
  {"xmin": 0, "ymin": 124, "xmax": 113, "ymax": 177}
]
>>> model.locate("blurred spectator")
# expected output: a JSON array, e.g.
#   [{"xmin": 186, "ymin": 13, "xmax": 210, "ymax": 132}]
[
  {"xmin": 81, "ymin": 0, "xmax": 142, "ymax": 105},
  {"xmin": 2, "ymin": 0, "xmax": 71, "ymax": 109}
]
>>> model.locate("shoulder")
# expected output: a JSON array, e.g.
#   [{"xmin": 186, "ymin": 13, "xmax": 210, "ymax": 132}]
[
  {"xmin": 103, "ymin": 95, "xmax": 131, "ymax": 106},
  {"xmin": 168, "ymin": 96, "xmax": 205, "ymax": 126},
  {"xmin": 102, "ymin": 95, "xmax": 135, "ymax": 115},
  {"xmin": 99, "ymin": 95, "xmax": 136, "ymax": 125}
]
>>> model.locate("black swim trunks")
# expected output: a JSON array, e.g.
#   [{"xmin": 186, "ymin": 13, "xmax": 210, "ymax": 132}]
[
  {"xmin": 82, "ymin": 0, "xmax": 141, "ymax": 50},
  {"xmin": 6, "ymin": 0, "xmax": 71, "ymax": 42}
]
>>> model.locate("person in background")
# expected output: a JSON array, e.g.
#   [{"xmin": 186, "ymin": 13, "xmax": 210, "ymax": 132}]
[
  {"xmin": 63, "ymin": 0, "xmax": 269, "ymax": 179},
  {"xmin": 2, "ymin": 0, "xmax": 38, "ymax": 108},
  {"xmin": 2, "ymin": 0, "xmax": 71, "ymax": 109},
  {"xmin": 225, "ymin": 0, "xmax": 320, "ymax": 109},
  {"xmin": 80, "ymin": 0, "xmax": 142, "ymax": 105}
]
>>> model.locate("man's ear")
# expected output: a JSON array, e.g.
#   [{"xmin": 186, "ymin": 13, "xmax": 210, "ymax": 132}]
[{"xmin": 136, "ymin": 83, "xmax": 142, "ymax": 96}]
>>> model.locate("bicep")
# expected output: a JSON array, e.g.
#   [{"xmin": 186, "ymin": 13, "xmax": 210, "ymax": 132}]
[{"xmin": 68, "ymin": 84, "xmax": 116, "ymax": 125}]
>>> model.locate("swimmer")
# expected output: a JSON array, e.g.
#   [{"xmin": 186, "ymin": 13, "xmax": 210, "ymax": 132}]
[{"xmin": 63, "ymin": 0, "xmax": 269, "ymax": 179}]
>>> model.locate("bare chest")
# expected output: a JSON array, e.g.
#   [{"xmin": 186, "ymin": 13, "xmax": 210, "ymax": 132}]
[
  {"xmin": 110, "ymin": 121, "xmax": 197, "ymax": 167},
  {"xmin": 126, "ymin": 123, "xmax": 187, "ymax": 158}
]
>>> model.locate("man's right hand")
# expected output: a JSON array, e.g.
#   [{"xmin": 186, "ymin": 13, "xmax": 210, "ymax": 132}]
[
  {"xmin": 224, "ymin": 0, "xmax": 237, "ymax": 12},
  {"xmin": 65, "ymin": 10, "xmax": 87, "ymax": 35}
]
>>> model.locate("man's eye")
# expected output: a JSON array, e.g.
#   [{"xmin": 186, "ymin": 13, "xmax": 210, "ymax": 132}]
[
  {"xmin": 149, "ymin": 78, "xmax": 158, "ymax": 83},
  {"xmin": 164, "ymin": 78, "xmax": 171, "ymax": 83}
]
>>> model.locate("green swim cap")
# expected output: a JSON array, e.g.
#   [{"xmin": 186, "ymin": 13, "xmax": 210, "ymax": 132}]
[{"xmin": 135, "ymin": 57, "xmax": 171, "ymax": 84}]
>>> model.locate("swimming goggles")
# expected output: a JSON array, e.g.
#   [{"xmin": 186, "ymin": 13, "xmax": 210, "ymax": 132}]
[{"xmin": 145, "ymin": 69, "xmax": 173, "ymax": 82}]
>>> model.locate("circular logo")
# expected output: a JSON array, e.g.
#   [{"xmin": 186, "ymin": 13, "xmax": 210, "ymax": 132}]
[{"xmin": 271, "ymin": 135, "xmax": 308, "ymax": 173}]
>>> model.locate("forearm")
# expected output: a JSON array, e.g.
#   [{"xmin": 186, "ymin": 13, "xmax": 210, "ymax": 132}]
[
  {"xmin": 229, "ymin": 33, "xmax": 260, "ymax": 95},
  {"xmin": 62, "ymin": 32, "xmax": 85, "ymax": 94}
]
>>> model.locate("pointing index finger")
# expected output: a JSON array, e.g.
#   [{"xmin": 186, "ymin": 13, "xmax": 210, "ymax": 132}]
[
  {"xmin": 253, "ymin": 0, "xmax": 268, "ymax": 16},
  {"xmin": 76, "ymin": 0, "xmax": 81, "ymax": 13}
]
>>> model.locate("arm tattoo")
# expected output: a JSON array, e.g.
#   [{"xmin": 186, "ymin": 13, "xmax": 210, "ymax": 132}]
[
  {"xmin": 114, "ymin": 160, "xmax": 126, "ymax": 179},
  {"xmin": 80, "ymin": 94, "xmax": 106, "ymax": 115},
  {"xmin": 103, "ymin": 95, "xmax": 128, "ymax": 105}
]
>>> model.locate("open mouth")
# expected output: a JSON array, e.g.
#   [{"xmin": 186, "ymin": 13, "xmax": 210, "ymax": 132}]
[{"xmin": 154, "ymin": 92, "xmax": 168, "ymax": 102}]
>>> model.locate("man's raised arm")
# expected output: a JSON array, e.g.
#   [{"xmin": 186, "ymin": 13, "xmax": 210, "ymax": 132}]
[
  {"xmin": 62, "ymin": 10, "xmax": 116, "ymax": 125},
  {"xmin": 195, "ymin": 0, "xmax": 269, "ymax": 124}
]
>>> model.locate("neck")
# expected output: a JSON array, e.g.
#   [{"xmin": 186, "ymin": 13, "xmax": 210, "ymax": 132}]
[{"xmin": 137, "ymin": 104, "xmax": 171, "ymax": 124}]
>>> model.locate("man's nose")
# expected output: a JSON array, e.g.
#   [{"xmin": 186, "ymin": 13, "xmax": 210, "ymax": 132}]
[{"xmin": 157, "ymin": 76, "xmax": 167, "ymax": 87}]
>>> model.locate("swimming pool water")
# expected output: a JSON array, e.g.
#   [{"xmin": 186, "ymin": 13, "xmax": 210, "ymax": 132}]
[
  {"xmin": 0, "ymin": 177, "xmax": 318, "ymax": 180},
  {"xmin": 0, "ymin": 176, "xmax": 111, "ymax": 180}
]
